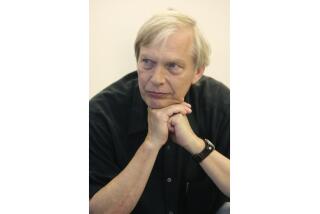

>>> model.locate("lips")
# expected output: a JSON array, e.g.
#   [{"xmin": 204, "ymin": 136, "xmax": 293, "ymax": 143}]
[{"xmin": 146, "ymin": 91, "xmax": 169, "ymax": 99}]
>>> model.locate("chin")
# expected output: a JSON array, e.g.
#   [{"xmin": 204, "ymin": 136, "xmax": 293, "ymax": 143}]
[
  {"xmin": 145, "ymin": 98, "xmax": 179, "ymax": 109},
  {"xmin": 146, "ymin": 101, "xmax": 167, "ymax": 109}
]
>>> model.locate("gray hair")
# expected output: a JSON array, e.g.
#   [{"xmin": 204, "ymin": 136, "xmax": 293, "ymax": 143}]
[{"xmin": 134, "ymin": 10, "xmax": 211, "ymax": 70}]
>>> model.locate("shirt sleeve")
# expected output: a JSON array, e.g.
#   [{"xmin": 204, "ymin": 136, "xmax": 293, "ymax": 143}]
[
  {"xmin": 209, "ymin": 82, "xmax": 230, "ymax": 206},
  {"xmin": 214, "ymin": 110, "xmax": 230, "ymax": 159},
  {"xmin": 89, "ymin": 111, "xmax": 121, "ymax": 199},
  {"xmin": 208, "ymin": 81, "xmax": 230, "ymax": 159}
]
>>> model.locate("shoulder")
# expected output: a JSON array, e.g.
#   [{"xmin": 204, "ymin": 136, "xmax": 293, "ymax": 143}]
[
  {"xmin": 89, "ymin": 71, "xmax": 139, "ymax": 121},
  {"xmin": 190, "ymin": 75, "xmax": 229, "ymax": 113}
]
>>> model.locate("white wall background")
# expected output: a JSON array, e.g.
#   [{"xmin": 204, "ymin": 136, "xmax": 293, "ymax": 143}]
[{"xmin": 90, "ymin": 0, "xmax": 229, "ymax": 98}]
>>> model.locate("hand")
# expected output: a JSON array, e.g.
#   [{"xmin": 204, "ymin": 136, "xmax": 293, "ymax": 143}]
[
  {"xmin": 145, "ymin": 102, "xmax": 192, "ymax": 149},
  {"xmin": 168, "ymin": 113, "xmax": 204, "ymax": 154}
]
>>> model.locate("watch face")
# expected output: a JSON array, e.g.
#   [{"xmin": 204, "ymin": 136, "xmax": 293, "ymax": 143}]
[{"xmin": 205, "ymin": 139, "xmax": 214, "ymax": 147}]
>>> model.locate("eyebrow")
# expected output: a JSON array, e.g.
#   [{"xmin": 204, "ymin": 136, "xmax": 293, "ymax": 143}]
[
  {"xmin": 167, "ymin": 58, "xmax": 185, "ymax": 65},
  {"xmin": 141, "ymin": 54, "xmax": 184, "ymax": 61},
  {"xmin": 140, "ymin": 54, "xmax": 185, "ymax": 64},
  {"xmin": 140, "ymin": 54, "xmax": 156, "ymax": 60}
]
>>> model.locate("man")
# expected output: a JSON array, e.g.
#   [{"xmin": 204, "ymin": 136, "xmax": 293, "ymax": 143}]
[{"xmin": 89, "ymin": 10, "xmax": 230, "ymax": 214}]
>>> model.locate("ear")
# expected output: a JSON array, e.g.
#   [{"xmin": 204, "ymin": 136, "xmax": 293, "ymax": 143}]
[{"xmin": 191, "ymin": 66, "xmax": 205, "ymax": 84}]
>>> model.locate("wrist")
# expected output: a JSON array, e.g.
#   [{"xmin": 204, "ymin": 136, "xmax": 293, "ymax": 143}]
[
  {"xmin": 185, "ymin": 135, "xmax": 205, "ymax": 155},
  {"xmin": 192, "ymin": 138, "xmax": 215, "ymax": 163},
  {"xmin": 143, "ymin": 138, "xmax": 163, "ymax": 152}
]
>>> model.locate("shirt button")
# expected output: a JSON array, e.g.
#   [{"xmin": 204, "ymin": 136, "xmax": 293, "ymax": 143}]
[
  {"xmin": 166, "ymin": 145, "xmax": 171, "ymax": 150},
  {"xmin": 166, "ymin": 177, "xmax": 172, "ymax": 183},
  {"xmin": 168, "ymin": 211, "xmax": 174, "ymax": 214}
]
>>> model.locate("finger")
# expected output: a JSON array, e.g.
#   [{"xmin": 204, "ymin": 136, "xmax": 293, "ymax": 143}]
[
  {"xmin": 168, "ymin": 124, "xmax": 175, "ymax": 132},
  {"xmin": 165, "ymin": 104, "xmax": 192, "ymax": 117},
  {"xmin": 167, "ymin": 118, "xmax": 175, "ymax": 132},
  {"xmin": 182, "ymin": 106, "xmax": 192, "ymax": 114},
  {"xmin": 185, "ymin": 107, "xmax": 192, "ymax": 114},
  {"xmin": 182, "ymin": 102, "xmax": 192, "ymax": 114},
  {"xmin": 169, "ymin": 113, "xmax": 184, "ymax": 127},
  {"xmin": 183, "ymin": 102, "xmax": 192, "ymax": 108},
  {"xmin": 166, "ymin": 106, "xmax": 187, "ymax": 117}
]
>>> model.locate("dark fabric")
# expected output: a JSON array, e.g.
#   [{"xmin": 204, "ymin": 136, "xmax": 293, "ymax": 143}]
[{"xmin": 89, "ymin": 71, "xmax": 230, "ymax": 214}]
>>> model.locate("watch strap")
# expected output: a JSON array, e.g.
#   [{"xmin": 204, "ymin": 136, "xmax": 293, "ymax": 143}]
[{"xmin": 192, "ymin": 139, "xmax": 215, "ymax": 163}]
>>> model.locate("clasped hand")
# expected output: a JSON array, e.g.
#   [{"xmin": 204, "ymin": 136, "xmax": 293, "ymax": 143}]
[{"xmin": 145, "ymin": 102, "xmax": 197, "ymax": 150}]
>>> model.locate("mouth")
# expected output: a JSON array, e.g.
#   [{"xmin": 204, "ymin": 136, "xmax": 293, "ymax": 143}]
[{"xmin": 146, "ymin": 91, "xmax": 169, "ymax": 99}]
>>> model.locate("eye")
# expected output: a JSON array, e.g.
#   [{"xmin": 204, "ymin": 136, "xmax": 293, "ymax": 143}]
[
  {"xmin": 141, "ymin": 58, "xmax": 155, "ymax": 70},
  {"xmin": 166, "ymin": 62, "xmax": 181, "ymax": 72}
]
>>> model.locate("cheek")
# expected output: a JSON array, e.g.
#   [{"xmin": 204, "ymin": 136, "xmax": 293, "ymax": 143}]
[
  {"xmin": 171, "ymin": 79, "xmax": 192, "ymax": 97},
  {"xmin": 138, "ymin": 71, "xmax": 149, "ymax": 89}
]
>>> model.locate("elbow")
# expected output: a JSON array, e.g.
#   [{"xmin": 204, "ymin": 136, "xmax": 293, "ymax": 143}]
[
  {"xmin": 89, "ymin": 197, "xmax": 128, "ymax": 214},
  {"xmin": 223, "ymin": 174, "xmax": 230, "ymax": 197},
  {"xmin": 89, "ymin": 197, "xmax": 106, "ymax": 214},
  {"xmin": 224, "ymin": 188, "xmax": 230, "ymax": 198},
  {"xmin": 89, "ymin": 198, "xmax": 98, "ymax": 214}
]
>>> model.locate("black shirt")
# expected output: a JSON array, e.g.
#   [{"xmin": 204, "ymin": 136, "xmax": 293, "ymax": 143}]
[{"xmin": 89, "ymin": 71, "xmax": 230, "ymax": 214}]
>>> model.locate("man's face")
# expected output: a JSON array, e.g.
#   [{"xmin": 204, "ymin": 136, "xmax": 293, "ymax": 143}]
[{"xmin": 137, "ymin": 28, "xmax": 203, "ymax": 109}]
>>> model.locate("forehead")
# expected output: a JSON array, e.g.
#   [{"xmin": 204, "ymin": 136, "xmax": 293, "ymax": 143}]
[{"xmin": 140, "ymin": 29, "xmax": 194, "ymax": 63}]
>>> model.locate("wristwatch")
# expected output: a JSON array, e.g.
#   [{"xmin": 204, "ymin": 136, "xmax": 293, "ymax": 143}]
[{"xmin": 192, "ymin": 139, "xmax": 215, "ymax": 163}]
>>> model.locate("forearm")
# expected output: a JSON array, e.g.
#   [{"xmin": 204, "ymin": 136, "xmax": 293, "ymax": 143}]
[
  {"xmin": 200, "ymin": 150, "xmax": 230, "ymax": 197},
  {"xmin": 89, "ymin": 140, "xmax": 160, "ymax": 214},
  {"xmin": 186, "ymin": 136, "xmax": 230, "ymax": 197}
]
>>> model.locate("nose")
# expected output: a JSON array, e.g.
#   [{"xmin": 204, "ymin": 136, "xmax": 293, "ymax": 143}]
[{"xmin": 150, "ymin": 65, "xmax": 165, "ymax": 85}]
